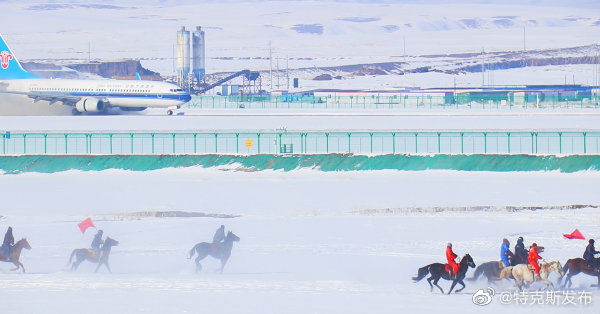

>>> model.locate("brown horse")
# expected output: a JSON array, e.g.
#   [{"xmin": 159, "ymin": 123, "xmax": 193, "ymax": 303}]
[
  {"xmin": 189, "ymin": 231, "xmax": 240, "ymax": 274},
  {"xmin": 68, "ymin": 237, "xmax": 119, "ymax": 273},
  {"xmin": 559, "ymin": 258, "xmax": 600, "ymax": 289},
  {"xmin": 467, "ymin": 260, "xmax": 511, "ymax": 284},
  {"xmin": 0, "ymin": 238, "xmax": 31, "ymax": 273}
]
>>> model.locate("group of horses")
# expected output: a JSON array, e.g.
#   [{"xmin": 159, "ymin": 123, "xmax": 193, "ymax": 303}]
[
  {"xmin": 0, "ymin": 231, "xmax": 241, "ymax": 274},
  {"xmin": 413, "ymin": 252, "xmax": 600, "ymax": 294}
]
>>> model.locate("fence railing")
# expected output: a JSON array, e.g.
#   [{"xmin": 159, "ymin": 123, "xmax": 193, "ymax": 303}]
[
  {"xmin": 184, "ymin": 95, "xmax": 600, "ymax": 110},
  {"xmin": 2, "ymin": 131, "xmax": 599, "ymax": 155}
]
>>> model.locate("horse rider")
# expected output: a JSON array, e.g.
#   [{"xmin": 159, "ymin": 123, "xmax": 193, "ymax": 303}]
[
  {"xmin": 514, "ymin": 236, "xmax": 528, "ymax": 264},
  {"xmin": 500, "ymin": 238, "xmax": 513, "ymax": 267},
  {"xmin": 2, "ymin": 226, "xmax": 14, "ymax": 259},
  {"xmin": 528, "ymin": 243, "xmax": 543, "ymax": 279},
  {"xmin": 213, "ymin": 225, "xmax": 225, "ymax": 244},
  {"xmin": 446, "ymin": 243, "xmax": 459, "ymax": 279},
  {"xmin": 91, "ymin": 230, "xmax": 104, "ymax": 258},
  {"xmin": 583, "ymin": 239, "xmax": 600, "ymax": 269}
]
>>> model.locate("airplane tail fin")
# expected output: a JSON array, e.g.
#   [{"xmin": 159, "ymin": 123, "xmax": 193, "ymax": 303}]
[{"xmin": 0, "ymin": 33, "xmax": 39, "ymax": 80}]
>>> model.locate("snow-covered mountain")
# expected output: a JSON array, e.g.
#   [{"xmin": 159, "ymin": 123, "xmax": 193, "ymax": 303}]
[{"xmin": 0, "ymin": 0, "xmax": 598, "ymax": 88}]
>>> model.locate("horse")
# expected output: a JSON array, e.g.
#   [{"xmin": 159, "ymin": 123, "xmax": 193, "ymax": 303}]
[
  {"xmin": 68, "ymin": 237, "xmax": 119, "ymax": 273},
  {"xmin": 558, "ymin": 258, "xmax": 600, "ymax": 289},
  {"xmin": 497, "ymin": 261, "xmax": 563, "ymax": 291},
  {"xmin": 412, "ymin": 253, "xmax": 476, "ymax": 294},
  {"xmin": 467, "ymin": 260, "xmax": 506, "ymax": 284},
  {"xmin": 189, "ymin": 231, "xmax": 240, "ymax": 274},
  {"xmin": 0, "ymin": 238, "xmax": 32, "ymax": 273},
  {"xmin": 511, "ymin": 253, "xmax": 528, "ymax": 266}
]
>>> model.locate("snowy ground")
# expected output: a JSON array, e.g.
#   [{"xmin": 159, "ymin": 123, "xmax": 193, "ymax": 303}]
[
  {"xmin": 0, "ymin": 168, "xmax": 599, "ymax": 313},
  {"xmin": 1, "ymin": 110, "xmax": 600, "ymax": 132}
]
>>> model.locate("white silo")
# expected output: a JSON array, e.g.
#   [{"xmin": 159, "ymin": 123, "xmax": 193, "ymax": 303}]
[
  {"xmin": 176, "ymin": 26, "xmax": 191, "ymax": 86},
  {"xmin": 192, "ymin": 26, "xmax": 206, "ymax": 84}
]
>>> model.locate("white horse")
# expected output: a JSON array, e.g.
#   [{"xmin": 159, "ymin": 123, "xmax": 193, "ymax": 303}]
[{"xmin": 497, "ymin": 261, "xmax": 564, "ymax": 291}]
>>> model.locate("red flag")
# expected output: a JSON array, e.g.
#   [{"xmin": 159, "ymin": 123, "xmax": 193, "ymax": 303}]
[
  {"xmin": 78, "ymin": 218, "xmax": 95, "ymax": 234},
  {"xmin": 563, "ymin": 229, "xmax": 585, "ymax": 240}
]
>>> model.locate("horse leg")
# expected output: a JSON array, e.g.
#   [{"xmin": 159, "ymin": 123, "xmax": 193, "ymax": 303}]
[
  {"xmin": 218, "ymin": 257, "xmax": 229, "ymax": 274},
  {"xmin": 194, "ymin": 254, "xmax": 207, "ymax": 273},
  {"xmin": 564, "ymin": 273, "xmax": 574, "ymax": 289},
  {"xmin": 18, "ymin": 261, "xmax": 25, "ymax": 273},
  {"xmin": 94, "ymin": 260, "xmax": 103, "ymax": 273},
  {"xmin": 432, "ymin": 277, "xmax": 444, "ymax": 294},
  {"xmin": 426, "ymin": 276, "xmax": 434, "ymax": 292},
  {"xmin": 71, "ymin": 259, "xmax": 78, "ymax": 271},
  {"xmin": 455, "ymin": 280, "xmax": 466, "ymax": 293},
  {"xmin": 447, "ymin": 280, "xmax": 458, "ymax": 294},
  {"xmin": 10, "ymin": 261, "xmax": 19, "ymax": 271},
  {"xmin": 104, "ymin": 261, "xmax": 112, "ymax": 273}
]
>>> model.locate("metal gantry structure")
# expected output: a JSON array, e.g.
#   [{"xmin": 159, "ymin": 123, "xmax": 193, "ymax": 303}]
[{"xmin": 2, "ymin": 130, "xmax": 600, "ymax": 156}]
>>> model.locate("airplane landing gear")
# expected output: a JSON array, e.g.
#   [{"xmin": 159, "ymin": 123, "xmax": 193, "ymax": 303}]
[{"xmin": 166, "ymin": 105, "xmax": 180, "ymax": 116}]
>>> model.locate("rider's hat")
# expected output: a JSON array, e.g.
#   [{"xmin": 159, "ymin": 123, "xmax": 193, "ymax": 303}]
[
  {"xmin": 447, "ymin": 242, "xmax": 452, "ymax": 247},
  {"xmin": 531, "ymin": 243, "xmax": 537, "ymax": 247},
  {"xmin": 503, "ymin": 238, "xmax": 509, "ymax": 243},
  {"xmin": 590, "ymin": 239, "xmax": 595, "ymax": 244}
]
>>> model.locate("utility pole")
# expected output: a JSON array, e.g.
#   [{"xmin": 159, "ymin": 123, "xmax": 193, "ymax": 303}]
[
  {"xmin": 88, "ymin": 42, "xmax": 91, "ymax": 63},
  {"xmin": 523, "ymin": 26, "xmax": 526, "ymax": 52},
  {"xmin": 269, "ymin": 41, "xmax": 273, "ymax": 91},
  {"xmin": 286, "ymin": 55, "xmax": 290, "ymax": 91},
  {"xmin": 276, "ymin": 58, "xmax": 280, "ymax": 90},
  {"xmin": 481, "ymin": 48, "xmax": 485, "ymax": 87}
]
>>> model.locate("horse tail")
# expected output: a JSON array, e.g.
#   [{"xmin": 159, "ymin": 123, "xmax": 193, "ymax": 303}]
[
  {"xmin": 496, "ymin": 266, "xmax": 512, "ymax": 280},
  {"xmin": 562, "ymin": 261, "xmax": 569, "ymax": 275},
  {"xmin": 188, "ymin": 244, "xmax": 199, "ymax": 259},
  {"xmin": 466, "ymin": 264, "xmax": 484, "ymax": 281},
  {"xmin": 557, "ymin": 261, "xmax": 569, "ymax": 285},
  {"xmin": 412, "ymin": 264, "xmax": 432, "ymax": 282},
  {"xmin": 67, "ymin": 249, "xmax": 77, "ymax": 266}
]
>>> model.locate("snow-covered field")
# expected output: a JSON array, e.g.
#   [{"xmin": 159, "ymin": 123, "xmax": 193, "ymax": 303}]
[
  {"xmin": 0, "ymin": 168, "xmax": 599, "ymax": 313},
  {"xmin": 1, "ymin": 111, "xmax": 600, "ymax": 132}
]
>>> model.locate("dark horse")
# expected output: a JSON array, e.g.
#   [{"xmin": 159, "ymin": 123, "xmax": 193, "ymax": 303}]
[
  {"xmin": 467, "ymin": 260, "xmax": 505, "ymax": 284},
  {"xmin": 189, "ymin": 231, "xmax": 240, "ymax": 273},
  {"xmin": 68, "ymin": 237, "xmax": 119, "ymax": 273},
  {"xmin": 0, "ymin": 238, "xmax": 32, "ymax": 273},
  {"xmin": 559, "ymin": 258, "xmax": 600, "ymax": 289},
  {"xmin": 413, "ymin": 253, "xmax": 476, "ymax": 294}
]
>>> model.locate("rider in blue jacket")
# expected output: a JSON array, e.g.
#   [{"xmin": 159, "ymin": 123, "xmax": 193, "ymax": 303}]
[{"xmin": 500, "ymin": 238, "xmax": 513, "ymax": 267}]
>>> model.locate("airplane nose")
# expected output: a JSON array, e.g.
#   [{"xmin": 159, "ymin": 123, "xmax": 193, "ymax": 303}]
[{"xmin": 183, "ymin": 94, "xmax": 192, "ymax": 102}]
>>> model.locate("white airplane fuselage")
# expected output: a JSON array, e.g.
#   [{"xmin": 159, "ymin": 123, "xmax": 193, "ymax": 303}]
[{"xmin": 0, "ymin": 78, "xmax": 191, "ymax": 108}]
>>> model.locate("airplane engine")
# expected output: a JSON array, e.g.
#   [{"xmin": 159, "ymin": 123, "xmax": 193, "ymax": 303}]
[{"xmin": 75, "ymin": 98, "xmax": 105, "ymax": 113}]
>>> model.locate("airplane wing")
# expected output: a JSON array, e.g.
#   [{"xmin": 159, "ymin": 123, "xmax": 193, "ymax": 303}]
[{"xmin": 27, "ymin": 92, "xmax": 82, "ymax": 106}]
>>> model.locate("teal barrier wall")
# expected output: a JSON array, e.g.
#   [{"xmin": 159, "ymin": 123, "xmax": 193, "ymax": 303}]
[{"xmin": 0, "ymin": 154, "xmax": 599, "ymax": 174}]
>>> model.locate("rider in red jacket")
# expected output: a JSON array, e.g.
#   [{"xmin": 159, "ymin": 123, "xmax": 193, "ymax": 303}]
[
  {"xmin": 446, "ymin": 243, "xmax": 459, "ymax": 278},
  {"xmin": 528, "ymin": 243, "xmax": 542, "ymax": 277}
]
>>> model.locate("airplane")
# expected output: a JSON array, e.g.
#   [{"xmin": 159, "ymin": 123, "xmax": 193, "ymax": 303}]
[{"xmin": 0, "ymin": 33, "xmax": 191, "ymax": 115}]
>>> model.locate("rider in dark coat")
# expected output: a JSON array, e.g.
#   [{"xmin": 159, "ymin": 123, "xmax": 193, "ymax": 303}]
[
  {"xmin": 2, "ymin": 227, "xmax": 14, "ymax": 257},
  {"xmin": 91, "ymin": 230, "xmax": 104, "ymax": 257},
  {"xmin": 513, "ymin": 236, "xmax": 528, "ymax": 265},
  {"xmin": 213, "ymin": 225, "xmax": 225, "ymax": 244},
  {"xmin": 583, "ymin": 239, "xmax": 600, "ymax": 268}
]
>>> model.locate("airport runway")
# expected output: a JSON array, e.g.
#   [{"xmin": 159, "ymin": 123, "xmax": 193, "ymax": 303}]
[{"xmin": 0, "ymin": 110, "xmax": 600, "ymax": 133}]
